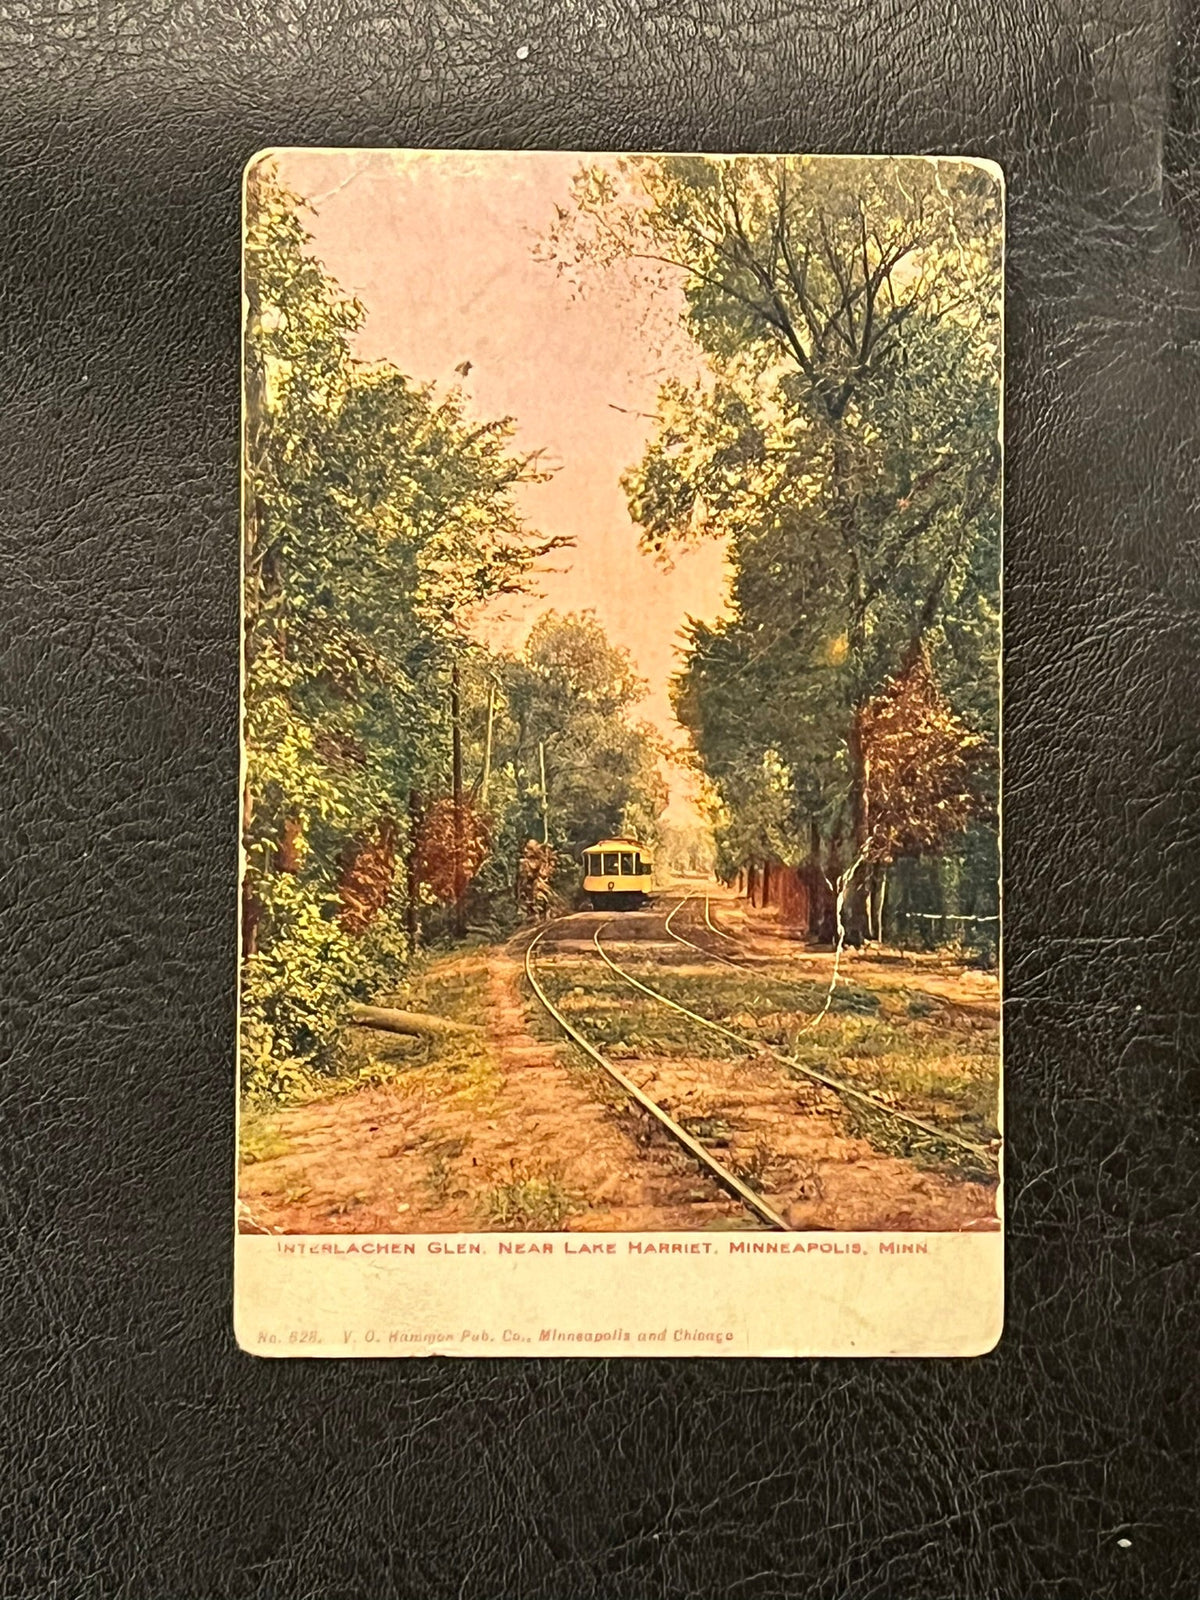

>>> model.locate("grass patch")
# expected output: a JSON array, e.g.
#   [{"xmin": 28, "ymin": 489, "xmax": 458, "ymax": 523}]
[
  {"xmin": 238, "ymin": 1114, "xmax": 293, "ymax": 1166},
  {"xmin": 423, "ymin": 1131, "xmax": 471, "ymax": 1205},
  {"xmin": 906, "ymin": 992, "xmax": 938, "ymax": 1018},
  {"xmin": 784, "ymin": 1013, "xmax": 1000, "ymax": 1175},
  {"xmin": 481, "ymin": 1166, "xmax": 576, "ymax": 1231},
  {"xmin": 425, "ymin": 1152, "xmax": 452, "ymax": 1204},
  {"xmin": 631, "ymin": 965, "xmax": 881, "ymax": 1021},
  {"xmin": 785, "ymin": 1017, "xmax": 1000, "ymax": 1140},
  {"xmin": 678, "ymin": 1113, "xmax": 734, "ymax": 1144},
  {"xmin": 532, "ymin": 946, "xmax": 1000, "ymax": 1174},
  {"xmin": 534, "ymin": 964, "xmax": 746, "ymax": 1060},
  {"xmin": 343, "ymin": 957, "xmax": 503, "ymax": 1108},
  {"xmin": 840, "ymin": 1100, "xmax": 997, "ymax": 1180}
]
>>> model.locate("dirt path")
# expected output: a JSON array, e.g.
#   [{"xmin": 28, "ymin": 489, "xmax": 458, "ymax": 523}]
[
  {"xmin": 238, "ymin": 913, "xmax": 999, "ymax": 1236},
  {"xmin": 474, "ymin": 952, "xmax": 746, "ymax": 1230},
  {"xmin": 238, "ymin": 948, "xmax": 747, "ymax": 1234}
]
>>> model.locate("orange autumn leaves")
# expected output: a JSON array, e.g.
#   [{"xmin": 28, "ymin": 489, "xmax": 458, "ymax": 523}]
[
  {"xmin": 337, "ymin": 800, "xmax": 491, "ymax": 935},
  {"xmin": 859, "ymin": 650, "xmax": 991, "ymax": 867},
  {"xmin": 337, "ymin": 819, "xmax": 400, "ymax": 936},
  {"xmin": 412, "ymin": 799, "xmax": 491, "ymax": 908}
]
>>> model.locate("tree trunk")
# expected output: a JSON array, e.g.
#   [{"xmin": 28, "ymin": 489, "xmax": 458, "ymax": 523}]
[
  {"xmin": 824, "ymin": 832, "xmax": 844, "ymax": 944},
  {"xmin": 240, "ymin": 777, "xmax": 259, "ymax": 957},
  {"xmin": 275, "ymin": 816, "xmax": 302, "ymax": 874},
  {"xmin": 538, "ymin": 739, "xmax": 549, "ymax": 846},
  {"xmin": 805, "ymin": 818, "xmax": 824, "ymax": 940},
  {"xmin": 512, "ymin": 737, "xmax": 524, "ymax": 905},
  {"xmin": 406, "ymin": 788, "xmax": 421, "ymax": 952},
  {"xmin": 479, "ymin": 680, "xmax": 496, "ymax": 804},
  {"xmin": 348, "ymin": 1004, "xmax": 480, "ymax": 1038},
  {"xmin": 241, "ymin": 878, "xmax": 260, "ymax": 959},
  {"xmin": 843, "ymin": 707, "xmax": 870, "ymax": 940},
  {"xmin": 828, "ymin": 432, "xmax": 871, "ymax": 944},
  {"xmin": 451, "ymin": 663, "xmax": 466, "ymax": 939}
]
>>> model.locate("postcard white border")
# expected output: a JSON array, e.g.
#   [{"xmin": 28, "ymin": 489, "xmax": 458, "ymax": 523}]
[
  {"xmin": 236, "ymin": 1229, "xmax": 1002, "ymax": 1358},
  {"xmin": 235, "ymin": 149, "xmax": 1006, "ymax": 1361}
]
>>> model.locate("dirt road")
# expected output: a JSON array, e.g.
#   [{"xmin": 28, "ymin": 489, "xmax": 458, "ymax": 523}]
[{"xmin": 238, "ymin": 888, "xmax": 1000, "ymax": 1234}]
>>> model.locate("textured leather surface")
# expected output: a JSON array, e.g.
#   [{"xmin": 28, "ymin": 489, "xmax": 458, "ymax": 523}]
[{"xmin": 2, "ymin": 2, "xmax": 1199, "ymax": 1596}]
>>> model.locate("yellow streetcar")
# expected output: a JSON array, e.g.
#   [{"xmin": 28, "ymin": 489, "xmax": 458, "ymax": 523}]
[{"xmin": 581, "ymin": 837, "xmax": 654, "ymax": 910}]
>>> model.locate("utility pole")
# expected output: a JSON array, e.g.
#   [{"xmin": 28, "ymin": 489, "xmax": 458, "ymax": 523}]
[
  {"xmin": 406, "ymin": 788, "xmax": 421, "ymax": 952},
  {"xmin": 480, "ymin": 678, "xmax": 497, "ymax": 806},
  {"xmin": 451, "ymin": 663, "xmax": 466, "ymax": 938},
  {"xmin": 538, "ymin": 740, "xmax": 549, "ymax": 846}
]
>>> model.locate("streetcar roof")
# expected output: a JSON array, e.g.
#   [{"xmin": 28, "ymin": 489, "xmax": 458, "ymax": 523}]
[{"xmin": 582, "ymin": 837, "xmax": 651, "ymax": 855}]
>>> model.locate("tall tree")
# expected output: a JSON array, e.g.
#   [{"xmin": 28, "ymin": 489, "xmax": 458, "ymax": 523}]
[
  {"xmin": 551, "ymin": 155, "xmax": 1001, "ymax": 926},
  {"xmin": 499, "ymin": 610, "xmax": 668, "ymax": 865},
  {"xmin": 241, "ymin": 164, "xmax": 558, "ymax": 1084}
]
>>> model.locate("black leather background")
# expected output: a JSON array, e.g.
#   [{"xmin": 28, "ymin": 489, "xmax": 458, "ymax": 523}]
[{"xmin": 2, "ymin": 2, "xmax": 1198, "ymax": 1596}]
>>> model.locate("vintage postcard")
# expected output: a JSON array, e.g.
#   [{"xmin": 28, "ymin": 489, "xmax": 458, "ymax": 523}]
[{"xmin": 236, "ymin": 149, "xmax": 1003, "ymax": 1357}]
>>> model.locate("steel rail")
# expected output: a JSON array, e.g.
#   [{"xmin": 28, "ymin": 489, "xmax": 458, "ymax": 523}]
[
  {"xmin": 703, "ymin": 897, "xmax": 738, "ymax": 942},
  {"xmin": 663, "ymin": 892, "xmax": 748, "ymax": 972},
  {"xmin": 664, "ymin": 891, "xmax": 811, "ymax": 985},
  {"xmin": 592, "ymin": 923, "xmax": 998, "ymax": 1169},
  {"xmin": 524, "ymin": 918, "xmax": 792, "ymax": 1231}
]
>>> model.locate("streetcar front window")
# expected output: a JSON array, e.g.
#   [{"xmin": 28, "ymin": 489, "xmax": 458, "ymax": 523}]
[
  {"xmin": 620, "ymin": 852, "xmax": 634, "ymax": 876},
  {"xmin": 602, "ymin": 852, "xmax": 620, "ymax": 875}
]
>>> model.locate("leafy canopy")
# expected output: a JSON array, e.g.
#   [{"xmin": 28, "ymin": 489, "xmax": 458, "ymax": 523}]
[{"xmin": 550, "ymin": 155, "xmax": 1002, "ymax": 891}]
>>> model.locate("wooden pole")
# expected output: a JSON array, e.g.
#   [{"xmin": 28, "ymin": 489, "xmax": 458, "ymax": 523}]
[
  {"xmin": 451, "ymin": 663, "xmax": 466, "ymax": 938},
  {"xmin": 480, "ymin": 679, "xmax": 496, "ymax": 805},
  {"xmin": 406, "ymin": 788, "xmax": 421, "ymax": 952},
  {"xmin": 538, "ymin": 740, "xmax": 549, "ymax": 845}
]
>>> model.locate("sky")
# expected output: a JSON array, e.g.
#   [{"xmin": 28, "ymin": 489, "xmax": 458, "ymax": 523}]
[{"xmin": 273, "ymin": 149, "xmax": 731, "ymax": 825}]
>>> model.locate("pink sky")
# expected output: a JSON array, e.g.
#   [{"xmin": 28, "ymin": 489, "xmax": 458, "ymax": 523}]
[{"xmin": 274, "ymin": 149, "xmax": 730, "ymax": 823}]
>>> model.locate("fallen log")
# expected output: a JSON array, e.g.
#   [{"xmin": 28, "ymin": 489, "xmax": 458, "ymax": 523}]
[{"xmin": 347, "ymin": 1003, "xmax": 480, "ymax": 1038}]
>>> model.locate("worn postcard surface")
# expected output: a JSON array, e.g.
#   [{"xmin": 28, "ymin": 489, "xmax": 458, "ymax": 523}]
[{"xmin": 236, "ymin": 149, "xmax": 1004, "ymax": 1357}]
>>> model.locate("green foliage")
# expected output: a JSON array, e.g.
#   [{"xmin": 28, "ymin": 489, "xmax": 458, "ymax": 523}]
[
  {"xmin": 241, "ymin": 165, "xmax": 562, "ymax": 1093},
  {"xmin": 238, "ymin": 1114, "xmax": 293, "ymax": 1167},
  {"xmin": 241, "ymin": 169, "xmax": 671, "ymax": 1098},
  {"xmin": 496, "ymin": 610, "xmax": 668, "ymax": 871},
  {"xmin": 481, "ymin": 1169, "xmax": 576, "ymax": 1230},
  {"xmin": 556, "ymin": 155, "xmax": 1002, "ymax": 921},
  {"xmin": 657, "ymin": 821, "xmax": 716, "ymax": 878}
]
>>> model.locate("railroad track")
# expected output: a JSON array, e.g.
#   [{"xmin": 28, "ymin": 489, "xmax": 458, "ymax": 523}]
[
  {"xmin": 663, "ymin": 891, "xmax": 826, "ymax": 985},
  {"xmin": 662, "ymin": 893, "xmax": 748, "ymax": 972},
  {"xmin": 700, "ymin": 896, "xmax": 738, "ymax": 943},
  {"xmin": 523, "ymin": 895, "xmax": 997, "ymax": 1230},
  {"xmin": 594, "ymin": 910, "xmax": 999, "ymax": 1171},
  {"xmin": 523, "ymin": 914, "xmax": 791, "ymax": 1231}
]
